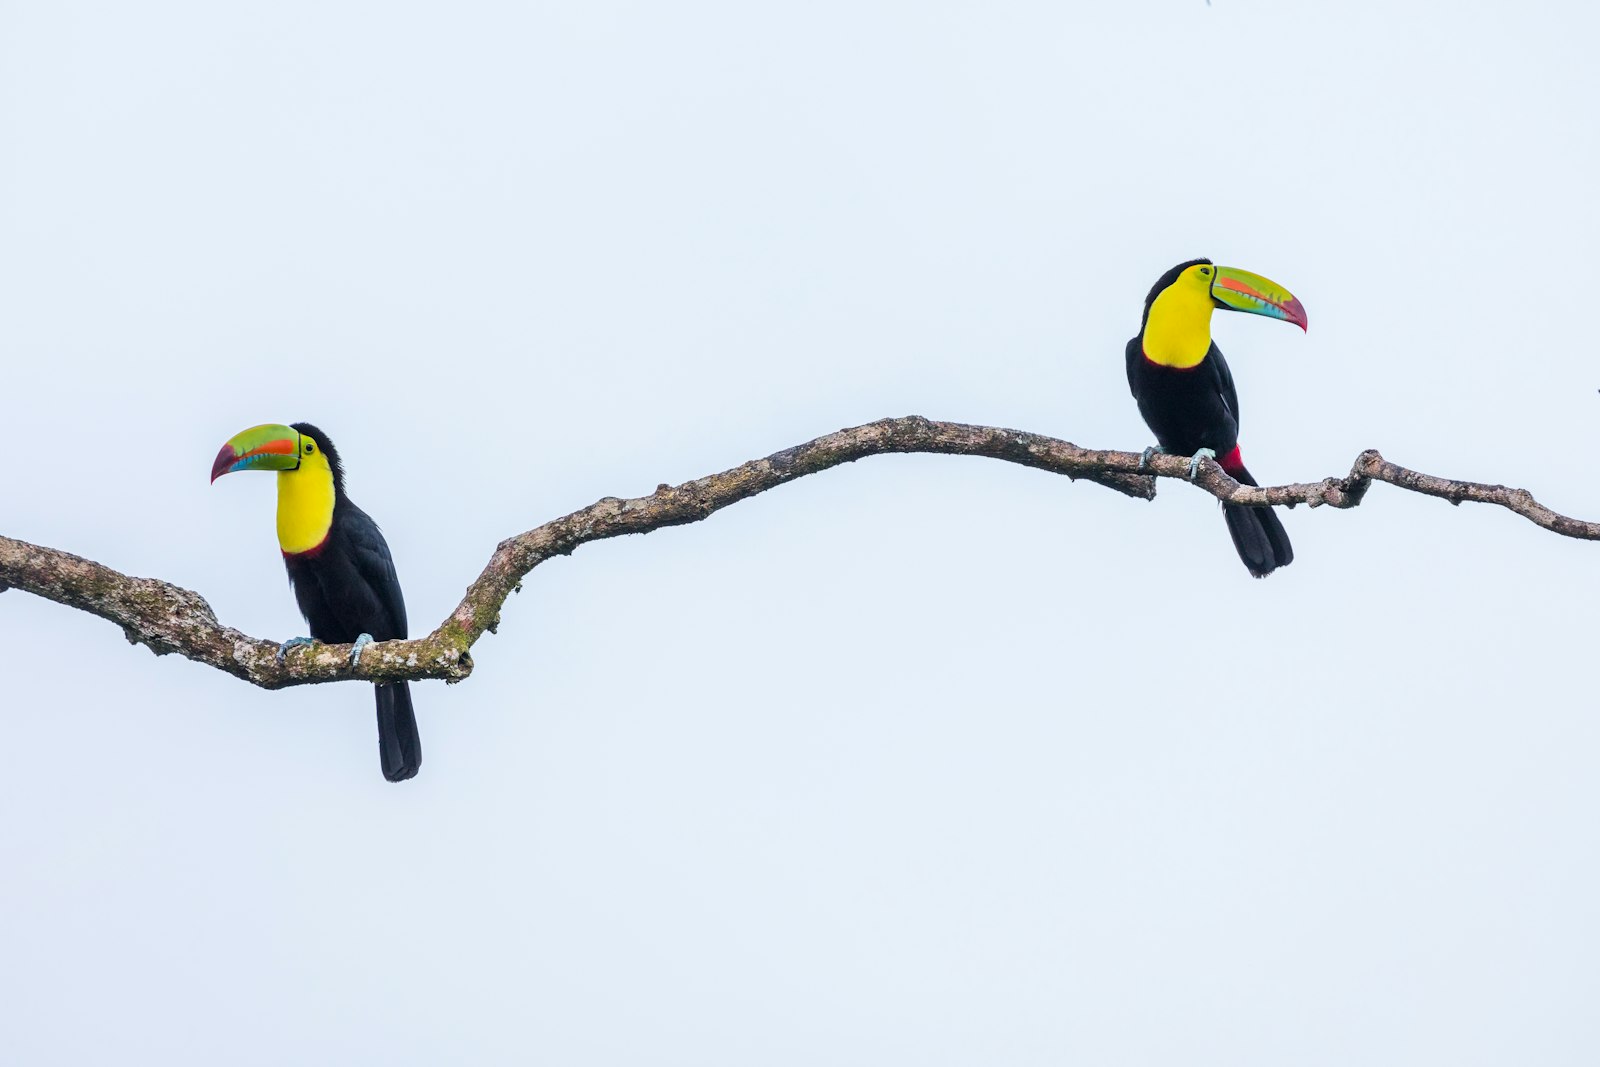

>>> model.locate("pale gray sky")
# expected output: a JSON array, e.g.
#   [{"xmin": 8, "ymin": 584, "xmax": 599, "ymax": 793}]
[{"xmin": 3, "ymin": 1, "xmax": 1598, "ymax": 1063}]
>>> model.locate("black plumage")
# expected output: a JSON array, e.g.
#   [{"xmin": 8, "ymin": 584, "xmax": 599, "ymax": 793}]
[
  {"xmin": 281, "ymin": 423, "xmax": 421, "ymax": 781},
  {"xmin": 1126, "ymin": 260, "xmax": 1293, "ymax": 578}
]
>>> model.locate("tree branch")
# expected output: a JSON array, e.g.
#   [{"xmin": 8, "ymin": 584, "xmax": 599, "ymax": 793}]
[{"xmin": 3, "ymin": 416, "xmax": 1594, "ymax": 688}]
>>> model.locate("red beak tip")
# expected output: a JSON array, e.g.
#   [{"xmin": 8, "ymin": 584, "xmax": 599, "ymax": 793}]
[{"xmin": 210, "ymin": 446, "xmax": 239, "ymax": 484}]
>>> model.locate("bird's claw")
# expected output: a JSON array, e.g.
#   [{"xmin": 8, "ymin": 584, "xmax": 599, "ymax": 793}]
[
  {"xmin": 276, "ymin": 636, "xmax": 315, "ymax": 664},
  {"xmin": 1138, "ymin": 446, "xmax": 1166, "ymax": 473},
  {"xmin": 1186, "ymin": 448, "xmax": 1217, "ymax": 480},
  {"xmin": 350, "ymin": 633, "xmax": 375, "ymax": 667}
]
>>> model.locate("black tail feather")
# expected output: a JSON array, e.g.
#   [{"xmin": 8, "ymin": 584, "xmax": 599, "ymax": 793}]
[
  {"xmin": 1222, "ymin": 463, "xmax": 1293, "ymax": 578},
  {"xmin": 375, "ymin": 682, "xmax": 422, "ymax": 782}
]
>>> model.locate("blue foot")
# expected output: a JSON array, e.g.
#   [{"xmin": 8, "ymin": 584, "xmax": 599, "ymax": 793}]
[
  {"xmin": 1139, "ymin": 446, "xmax": 1166, "ymax": 473},
  {"xmin": 277, "ymin": 636, "xmax": 315, "ymax": 664},
  {"xmin": 350, "ymin": 633, "xmax": 375, "ymax": 667},
  {"xmin": 1186, "ymin": 448, "xmax": 1217, "ymax": 480}
]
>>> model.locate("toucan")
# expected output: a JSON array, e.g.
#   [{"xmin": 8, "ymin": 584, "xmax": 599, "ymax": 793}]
[
  {"xmin": 211, "ymin": 422, "xmax": 421, "ymax": 782},
  {"xmin": 1126, "ymin": 259, "xmax": 1307, "ymax": 578}
]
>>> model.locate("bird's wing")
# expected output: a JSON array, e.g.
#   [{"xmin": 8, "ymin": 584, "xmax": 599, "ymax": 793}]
[
  {"xmin": 1124, "ymin": 336, "xmax": 1145, "ymax": 399},
  {"xmin": 344, "ymin": 505, "xmax": 409, "ymax": 639},
  {"xmin": 1209, "ymin": 341, "xmax": 1242, "ymax": 435}
]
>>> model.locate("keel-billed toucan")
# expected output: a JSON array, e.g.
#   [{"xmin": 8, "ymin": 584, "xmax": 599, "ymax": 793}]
[
  {"xmin": 211, "ymin": 422, "xmax": 421, "ymax": 782},
  {"xmin": 1126, "ymin": 259, "xmax": 1307, "ymax": 577}
]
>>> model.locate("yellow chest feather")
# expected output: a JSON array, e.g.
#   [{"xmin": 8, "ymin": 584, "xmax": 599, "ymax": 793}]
[
  {"xmin": 276, "ymin": 461, "xmax": 335, "ymax": 554},
  {"xmin": 1142, "ymin": 284, "xmax": 1215, "ymax": 369}
]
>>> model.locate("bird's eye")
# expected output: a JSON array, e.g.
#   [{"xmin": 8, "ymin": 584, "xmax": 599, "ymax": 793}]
[
  {"xmin": 1199, "ymin": 267, "xmax": 1212, "ymax": 276},
  {"xmin": 305, "ymin": 442, "xmax": 315, "ymax": 454}
]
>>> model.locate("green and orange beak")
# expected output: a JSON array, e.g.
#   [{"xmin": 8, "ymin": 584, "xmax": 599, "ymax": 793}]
[
  {"xmin": 211, "ymin": 423, "xmax": 302, "ymax": 483},
  {"xmin": 1209, "ymin": 266, "xmax": 1308, "ymax": 331}
]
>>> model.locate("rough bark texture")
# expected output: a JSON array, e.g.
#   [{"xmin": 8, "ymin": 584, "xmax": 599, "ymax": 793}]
[{"xmin": 2, "ymin": 416, "xmax": 1593, "ymax": 688}]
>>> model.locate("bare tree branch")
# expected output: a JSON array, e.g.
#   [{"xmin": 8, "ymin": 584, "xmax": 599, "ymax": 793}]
[{"xmin": 2, "ymin": 416, "xmax": 1594, "ymax": 689}]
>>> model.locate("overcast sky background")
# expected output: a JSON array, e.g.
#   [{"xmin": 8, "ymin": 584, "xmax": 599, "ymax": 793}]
[{"xmin": 3, "ymin": 1, "xmax": 1598, "ymax": 1063}]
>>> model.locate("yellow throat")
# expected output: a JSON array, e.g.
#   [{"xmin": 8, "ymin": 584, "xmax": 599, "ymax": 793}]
[
  {"xmin": 1142, "ymin": 266, "xmax": 1216, "ymax": 369},
  {"xmin": 276, "ymin": 449, "xmax": 336, "ymax": 554}
]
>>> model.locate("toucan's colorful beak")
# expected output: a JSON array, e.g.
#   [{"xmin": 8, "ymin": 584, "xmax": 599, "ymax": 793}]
[
  {"xmin": 1210, "ymin": 266, "xmax": 1308, "ymax": 331},
  {"xmin": 211, "ymin": 424, "xmax": 302, "ymax": 483}
]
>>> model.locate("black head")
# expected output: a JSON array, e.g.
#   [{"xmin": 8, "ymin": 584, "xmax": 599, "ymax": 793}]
[
  {"xmin": 289, "ymin": 421, "xmax": 346, "ymax": 494},
  {"xmin": 1140, "ymin": 257, "xmax": 1214, "ymax": 327}
]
